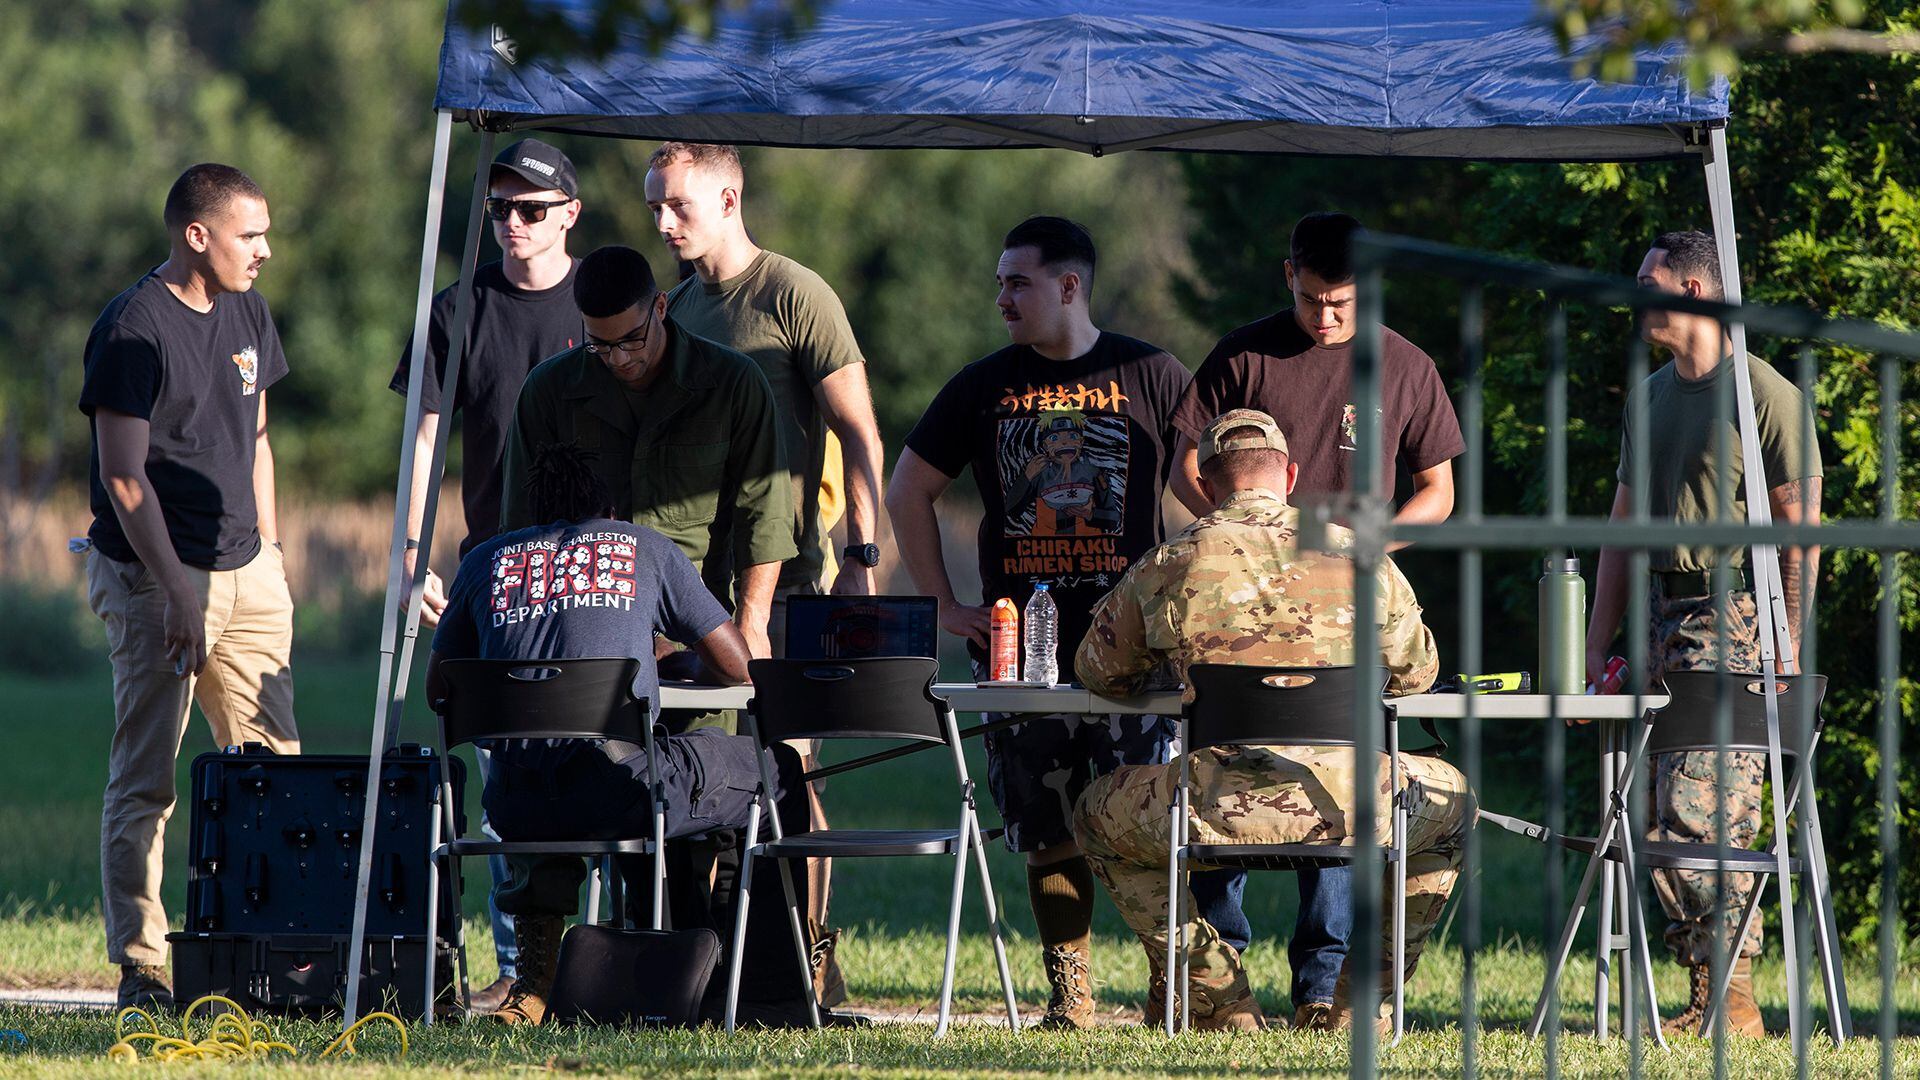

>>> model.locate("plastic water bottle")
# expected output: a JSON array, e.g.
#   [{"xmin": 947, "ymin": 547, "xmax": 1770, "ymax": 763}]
[{"xmin": 1023, "ymin": 584, "xmax": 1059, "ymax": 687}]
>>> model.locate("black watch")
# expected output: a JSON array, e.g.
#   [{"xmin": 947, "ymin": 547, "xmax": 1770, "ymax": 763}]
[{"xmin": 843, "ymin": 543, "xmax": 880, "ymax": 568}]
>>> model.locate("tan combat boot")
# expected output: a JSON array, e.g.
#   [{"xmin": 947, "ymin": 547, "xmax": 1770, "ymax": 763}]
[
  {"xmin": 1663, "ymin": 958, "xmax": 1765, "ymax": 1038},
  {"xmin": 1143, "ymin": 954, "xmax": 1267, "ymax": 1032},
  {"xmin": 808, "ymin": 919, "xmax": 848, "ymax": 1009},
  {"xmin": 1293, "ymin": 1000, "xmax": 1337, "ymax": 1031},
  {"xmin": 491, "ymin": 915, "xmax": 563, "ymax": 1026},
  {"xmin": 1035, "ymin": 942, "xmax": 1095, "ymax": 1030},
  {"xmin": 1328, "ymin": 968, "xmax": 1394, "ymax": 1041}
]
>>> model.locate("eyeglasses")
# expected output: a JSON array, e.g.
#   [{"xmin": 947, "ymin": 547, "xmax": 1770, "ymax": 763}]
[
  {"xmin": 484, "ymin": 196, "xmax": 571, "ymax": 224},
  {"xmin": 584, "ymin": 315, "xmax": 655, "ymax": 359}
]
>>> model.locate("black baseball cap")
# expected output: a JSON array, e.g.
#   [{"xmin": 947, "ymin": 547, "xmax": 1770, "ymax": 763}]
[{"xmin": 491, "ymin": 138, "xmax": 578, "ymax": 198}]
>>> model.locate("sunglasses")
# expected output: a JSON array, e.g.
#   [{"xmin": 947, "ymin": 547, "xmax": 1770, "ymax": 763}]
[{"xmin": 484, "ymin": 196, "xmax": 571, "ymax": 224}]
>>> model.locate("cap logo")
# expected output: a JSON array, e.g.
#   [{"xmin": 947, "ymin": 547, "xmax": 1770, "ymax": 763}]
[{"xmin": 519, "ymin": 157, "xmax": 556, "ymax": 177}]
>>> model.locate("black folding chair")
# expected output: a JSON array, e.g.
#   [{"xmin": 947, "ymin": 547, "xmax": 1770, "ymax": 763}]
[
  {"xmin": 427, "ymin": 657, "xmax": 668, "ymax": 1014},
  {"xmin": 1167, "ymin": 664, "xmax": 1411, "ymax": 1042},
  {"xmin": 1528, "ymin": 671, "xmax": 1849, "ymax": 1044},
  {"xmin": 725, "ymin": 657, "xmax": 1020, "ymax": 1036}
]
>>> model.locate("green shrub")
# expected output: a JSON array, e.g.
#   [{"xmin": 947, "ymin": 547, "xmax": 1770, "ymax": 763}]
[{"xmin": 0, "ymin": 581, "xmax": 104, "ymax": 678}]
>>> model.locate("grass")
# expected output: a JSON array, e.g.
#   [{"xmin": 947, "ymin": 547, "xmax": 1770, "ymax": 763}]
[{"xmin": 4, "ymin": 658, "xmax": 1918, "ymax": 1076}]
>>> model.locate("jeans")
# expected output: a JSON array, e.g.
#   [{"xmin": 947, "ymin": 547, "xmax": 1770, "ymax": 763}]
[
  {"xmin": 474, "ymin": 746, "xmax": 518, "ymax": 980},
  {"xmin": 1291, "ymin": 865, "xmax": 1352, "ymax": 1008}
]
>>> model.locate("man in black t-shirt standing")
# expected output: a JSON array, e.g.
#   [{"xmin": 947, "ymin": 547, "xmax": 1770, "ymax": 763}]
[
  {"xmin": 890, "ymin": 217, "xmax": 1247, "ymax": 1029},
  {"xmin": 80, "ymin": 164, "xmax": 300, "ymax": 1011},
  {"xmin": 1168, "ymin": 212, "xmax": 1464, "ymax": 1030},
  {"xmin": 386, "ymin": 138, "xmax": 586, "ymax": 1012}
]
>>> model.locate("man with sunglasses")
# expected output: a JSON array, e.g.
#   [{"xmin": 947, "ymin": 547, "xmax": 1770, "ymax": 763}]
[{"xmin": 386, "ymin": 136, "xmax": 585, "ymax": 1013}]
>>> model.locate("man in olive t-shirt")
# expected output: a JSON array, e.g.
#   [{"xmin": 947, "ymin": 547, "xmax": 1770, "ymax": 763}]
[
  {"xmin": 1584, "ymin": 229, "xmax": 1822, "ymax": 1038},
  {"xmin": 645, "ymin": 143, "xmax": 886, "ymax": 611}
]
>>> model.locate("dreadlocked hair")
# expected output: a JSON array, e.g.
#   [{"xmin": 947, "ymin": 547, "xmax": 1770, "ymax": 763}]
[{"xmin": 527, "ymin": 442, "xmax": 614, "ymax": 524}]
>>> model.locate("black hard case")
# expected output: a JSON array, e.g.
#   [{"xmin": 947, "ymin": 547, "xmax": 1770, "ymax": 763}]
[{"xmin": 165, "ymin": 743, "xmax": 466, "ymax": 1017}]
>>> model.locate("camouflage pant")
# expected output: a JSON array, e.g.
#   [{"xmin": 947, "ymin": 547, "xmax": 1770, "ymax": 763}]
[
  {"xmin": 1647, "ymin": 581, "xmax": 1766, "ymax": 965},
  {"xmin": 1073, "ymin": 746, "xmax": 1470, "ymax": 1020}
]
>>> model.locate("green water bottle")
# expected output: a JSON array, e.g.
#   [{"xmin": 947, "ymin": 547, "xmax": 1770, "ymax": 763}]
[{"xmin": 1539, "ymin": 556, "xmax": 1587, "ymax": 695}]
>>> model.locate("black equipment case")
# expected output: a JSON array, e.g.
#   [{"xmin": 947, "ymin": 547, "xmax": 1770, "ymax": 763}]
[{"xmin": 166, "ymin": 743, "xmax": 465, "ymax": 1017}]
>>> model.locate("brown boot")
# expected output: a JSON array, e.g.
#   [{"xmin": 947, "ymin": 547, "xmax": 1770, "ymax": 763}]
[
  {"xmin": 1328, "ymin": 968, "xmax": 1394, "ymax": 1041},
  {"xmin": 1663, "ymin": 959, "xmax": 1765, "ymax": 1038},
  {"xmin": 491, "ymin": 916, "xmax": 563, "ymax": 1026},
  {"xmin": 1293, "ymin": 1001, "xmax": 1337, "ymax": 1031},
  {"xmin": 808, "ymin": 920, "xmax": 848, "ymax": 1009},
  {"xmin": 117, "ymin": 965, "xmax": 175, "ymax": 1012},
  {"xmin": 1142, "ymin": 953, "xmax": 1266, "ymax": 1031},
  {"xmin": 1034, "ymin": 942, "xmax": 1095, "ymax": 1030},
  {"xmin": 465, "ymin": 974, "xmax": 517, "ymax": 1016}
]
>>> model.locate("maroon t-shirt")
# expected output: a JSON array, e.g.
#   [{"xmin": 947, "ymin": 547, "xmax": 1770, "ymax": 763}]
[{"xmin": 1171, "ymin": 313, "xmax": 1463, "ymax": 498}]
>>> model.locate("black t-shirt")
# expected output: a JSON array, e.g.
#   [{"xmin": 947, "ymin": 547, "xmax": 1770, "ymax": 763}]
[
  {"xmin": 390, "ymin": 260, "xmax": 583, "ymax": 553},
  {"xmin": 905, "ymin": 332, "xmax": 1192, "ymax": 661},
  {"xmin": 1172, "ymin": 313, "xmax": 1463, "ymax": 498},
  {"xmin": 79, "ymin": 271, "xmax": 289, "ymax": 570}
]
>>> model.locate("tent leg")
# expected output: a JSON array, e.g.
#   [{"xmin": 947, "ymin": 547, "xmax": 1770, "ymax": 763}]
[{"xmin": 344, "ymin": 111, "xmax": 494, "ymax": 1031}]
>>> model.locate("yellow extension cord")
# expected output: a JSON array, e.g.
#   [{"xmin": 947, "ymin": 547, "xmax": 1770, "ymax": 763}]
[{"xmin": 107, "ymin": 995, "xmax": 407, "ymax": 1063}]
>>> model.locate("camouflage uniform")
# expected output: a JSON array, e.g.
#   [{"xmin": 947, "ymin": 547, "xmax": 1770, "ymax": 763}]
[
  {"xmin": 1646, "ymin": 576, "xmax": 1766, "ymax": 965},
  {"xmin": 1070, "ymin": 488, "xmax": 1470, "ymax": 1021}
]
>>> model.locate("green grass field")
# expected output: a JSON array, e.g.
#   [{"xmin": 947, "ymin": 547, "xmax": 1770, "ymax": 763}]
[{"xmin": 2, "ymin": 657, "xmax": 1916, "ymax": 1076}]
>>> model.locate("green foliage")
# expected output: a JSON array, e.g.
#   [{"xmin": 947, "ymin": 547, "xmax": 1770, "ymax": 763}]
[
  {"xmin": 1541, "ymin": 0, "xmax": 1892, "ymax": 84},
  {"xmin": 0, "ymin": 583, "xmax": 101, "ymax": 677},
  {"xmin": 1178, "ymin": 1, "xmax": 1920, "ymax": 943},
  {"xmin": 455, "ymin": 0, "xmax": 818, "ymax": 62}
]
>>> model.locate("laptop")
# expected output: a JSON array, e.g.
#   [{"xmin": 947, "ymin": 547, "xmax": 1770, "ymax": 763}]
[{"xmin": 782, "ymin": 595, "xmax": 939, "ymax": 660}]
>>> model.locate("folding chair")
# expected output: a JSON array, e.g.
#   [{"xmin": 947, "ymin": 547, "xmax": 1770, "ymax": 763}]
[
  {"xmin": 1166, "ymin": 664, "xmax": 1411, "ymax": 1042},
  {"xmin": 1528, "ymin": 671, "xmax": 1849, "ymax": 1045},
  {"xmin": 724, "ymin": 657, "xmax": 1020, "ymax": 1036},
  {"xmin": 427, "ymin": 657, "xmax": 669, "ymax": 1014}
]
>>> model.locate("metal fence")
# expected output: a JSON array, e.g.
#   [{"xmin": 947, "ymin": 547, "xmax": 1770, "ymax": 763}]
[{"xmin": 1335, "ymin": 231, "xmax": 1917, "ymax": 1076}]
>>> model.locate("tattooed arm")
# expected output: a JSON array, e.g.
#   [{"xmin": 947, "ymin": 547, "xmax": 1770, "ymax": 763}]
[{"xmin": 1768, "ymin": 476, "xmax": 1823, "ymax": 670}]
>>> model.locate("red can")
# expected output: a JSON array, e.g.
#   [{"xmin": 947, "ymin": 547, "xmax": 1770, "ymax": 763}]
[
  {"xmin": 989, "ymin": 598, "xmax": 1020, "ymax": 682},
  {"xmin": 1597, "ymin": 655, "xmax": 1630, "ymax": 695}
]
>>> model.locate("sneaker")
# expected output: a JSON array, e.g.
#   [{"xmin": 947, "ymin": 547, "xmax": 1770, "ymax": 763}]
[{"xmin": 117, "ymin": 965, "xmax": 175, "ymax": 1012}]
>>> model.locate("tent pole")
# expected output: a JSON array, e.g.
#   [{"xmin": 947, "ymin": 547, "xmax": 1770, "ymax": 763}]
[
  {"xmin": 342, "ymin": 110, "xmax": 482, "ymax": 1030},
  {"xmin": 1703, "ymin": 123, "xmax": 1806, "ymax": 1053}
]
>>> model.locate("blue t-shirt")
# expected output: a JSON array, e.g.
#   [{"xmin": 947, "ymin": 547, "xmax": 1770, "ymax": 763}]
[{"xmin": 433, "ymin": 517, "xmax": 730, "ymax": 722}]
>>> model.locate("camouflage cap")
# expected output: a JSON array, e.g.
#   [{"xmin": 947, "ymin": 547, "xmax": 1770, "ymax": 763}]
[{"xmin": 1196, "ymin": 408, "xmax": 1290, "ymax": 467}]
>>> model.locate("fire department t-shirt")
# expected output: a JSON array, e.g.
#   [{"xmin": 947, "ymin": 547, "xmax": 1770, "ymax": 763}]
[
  {"xmin": 905, "ymin": 333, "xmax": 1191, "ymax": 662},
  {"xmin": 79, "ymin": 270, "xmax": 289, "ymax": 570},
  {"xmin": 390, "ymin": 260, "xmax": 583, "ymax": 552},
  {"xmin": 1172, "ymin": 313, "xmax": 1463, "ymax": 499},
  {"xmin": 433, "ymin": 516, "xmax": 730, "ymax": 740}
]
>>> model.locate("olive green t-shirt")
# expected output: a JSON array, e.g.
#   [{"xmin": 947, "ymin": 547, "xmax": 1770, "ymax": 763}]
[
  {"xmin": 1618, "ymin": 355, "xmax": 1821, "ymax": 572},
  {"xmin": 668, "ymin": 250, "xmax": 865, "ymax": 588}
]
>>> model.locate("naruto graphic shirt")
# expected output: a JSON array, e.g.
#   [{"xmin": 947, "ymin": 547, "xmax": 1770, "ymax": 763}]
[{"xmin": 906, "ymin": 332, "xmax": 1191, "ymax": 662}]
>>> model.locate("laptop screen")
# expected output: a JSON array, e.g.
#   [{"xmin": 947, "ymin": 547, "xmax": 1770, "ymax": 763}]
[{"xmin": 782, "ymin": 595, "xmax": 939, "ymax": 660}]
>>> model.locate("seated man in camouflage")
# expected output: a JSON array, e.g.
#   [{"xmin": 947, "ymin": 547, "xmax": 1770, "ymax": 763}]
[{"xmin": 1071, "ymin": 409, "xmax": 1471, "ymax": 1034}]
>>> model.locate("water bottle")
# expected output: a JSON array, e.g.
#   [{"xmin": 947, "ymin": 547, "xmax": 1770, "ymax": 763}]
[
  {"xmin": 1539, "ymin": 556, "xmax": 1587, "ymax": 695},
  {"xmin": 1023, "ymin": 584, "xmax": 1059, "ymax": 687}
]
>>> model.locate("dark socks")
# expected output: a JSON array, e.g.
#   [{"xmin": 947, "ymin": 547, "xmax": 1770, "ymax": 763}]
[{"xmin": 1028, "ymin": 855, "xmax": 1096, "ymax": 948}]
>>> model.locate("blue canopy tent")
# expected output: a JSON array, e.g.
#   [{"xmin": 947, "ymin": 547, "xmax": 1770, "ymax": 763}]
[{"xmin": 354, "ymin": 0, "xmax": 1795, "ymax": 1047}]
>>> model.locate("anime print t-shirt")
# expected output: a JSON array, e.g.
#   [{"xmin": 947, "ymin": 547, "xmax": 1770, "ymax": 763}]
[{"xmin": 905, "ymin": 332, "xmax": 1191, "ymax": 663}]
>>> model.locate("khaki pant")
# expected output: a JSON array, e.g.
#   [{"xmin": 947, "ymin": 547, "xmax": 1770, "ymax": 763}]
[
  {"xmin": 1075, "ymin": 746, "xmax": 1470, "ymax": 1019},
  {"xmin": 87, "ymin": 544, "xmax": 299, "ymax": 966}
]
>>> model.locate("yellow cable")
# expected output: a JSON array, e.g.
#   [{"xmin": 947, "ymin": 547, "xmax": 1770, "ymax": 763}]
[{"xmin": 103, "ymin": 995, "xmax": 407, "ymax": 1064}]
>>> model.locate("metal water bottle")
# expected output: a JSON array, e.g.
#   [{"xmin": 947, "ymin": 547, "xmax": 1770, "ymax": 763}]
[{"xmin": 1539, "ymin": 556, "xmax": 1587, "ymax": 695}]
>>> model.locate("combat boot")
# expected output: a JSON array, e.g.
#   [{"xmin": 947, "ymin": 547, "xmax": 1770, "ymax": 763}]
[
  {"xmin": 1293, "ymin": 1000, "xmax": 1337, "ymax": 1031},
  {"xmin": 491, "ymin": 916, "xmax": 563, "ymax": 1026},
  {"xmin": 1034, "ymin": 941, "xmax": 1094, "ymax": 1030},
  {"xmin": 1143, "ymin": 954, "xmax": 1266, "ymax": 1031},
  {"xmin": 1663, "ymin": 958, "xmax": 1765, "ymax": 1038},
  {"xmin": 1328, "ymin": 968, "xmax": 1394, "ymax": 1041},
  {"xmin": 117, "ymin": 965, "xmax": 174, "ymax": 1013},
  {"xmin": 808, "ymin": 919, "xmax": 848, "ymax": 1009}
]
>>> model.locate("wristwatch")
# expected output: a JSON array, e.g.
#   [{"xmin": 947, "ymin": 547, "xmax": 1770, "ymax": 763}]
[{"xmin": 843, "ymin": 543, "xmax": 881, "ymax": 568}]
